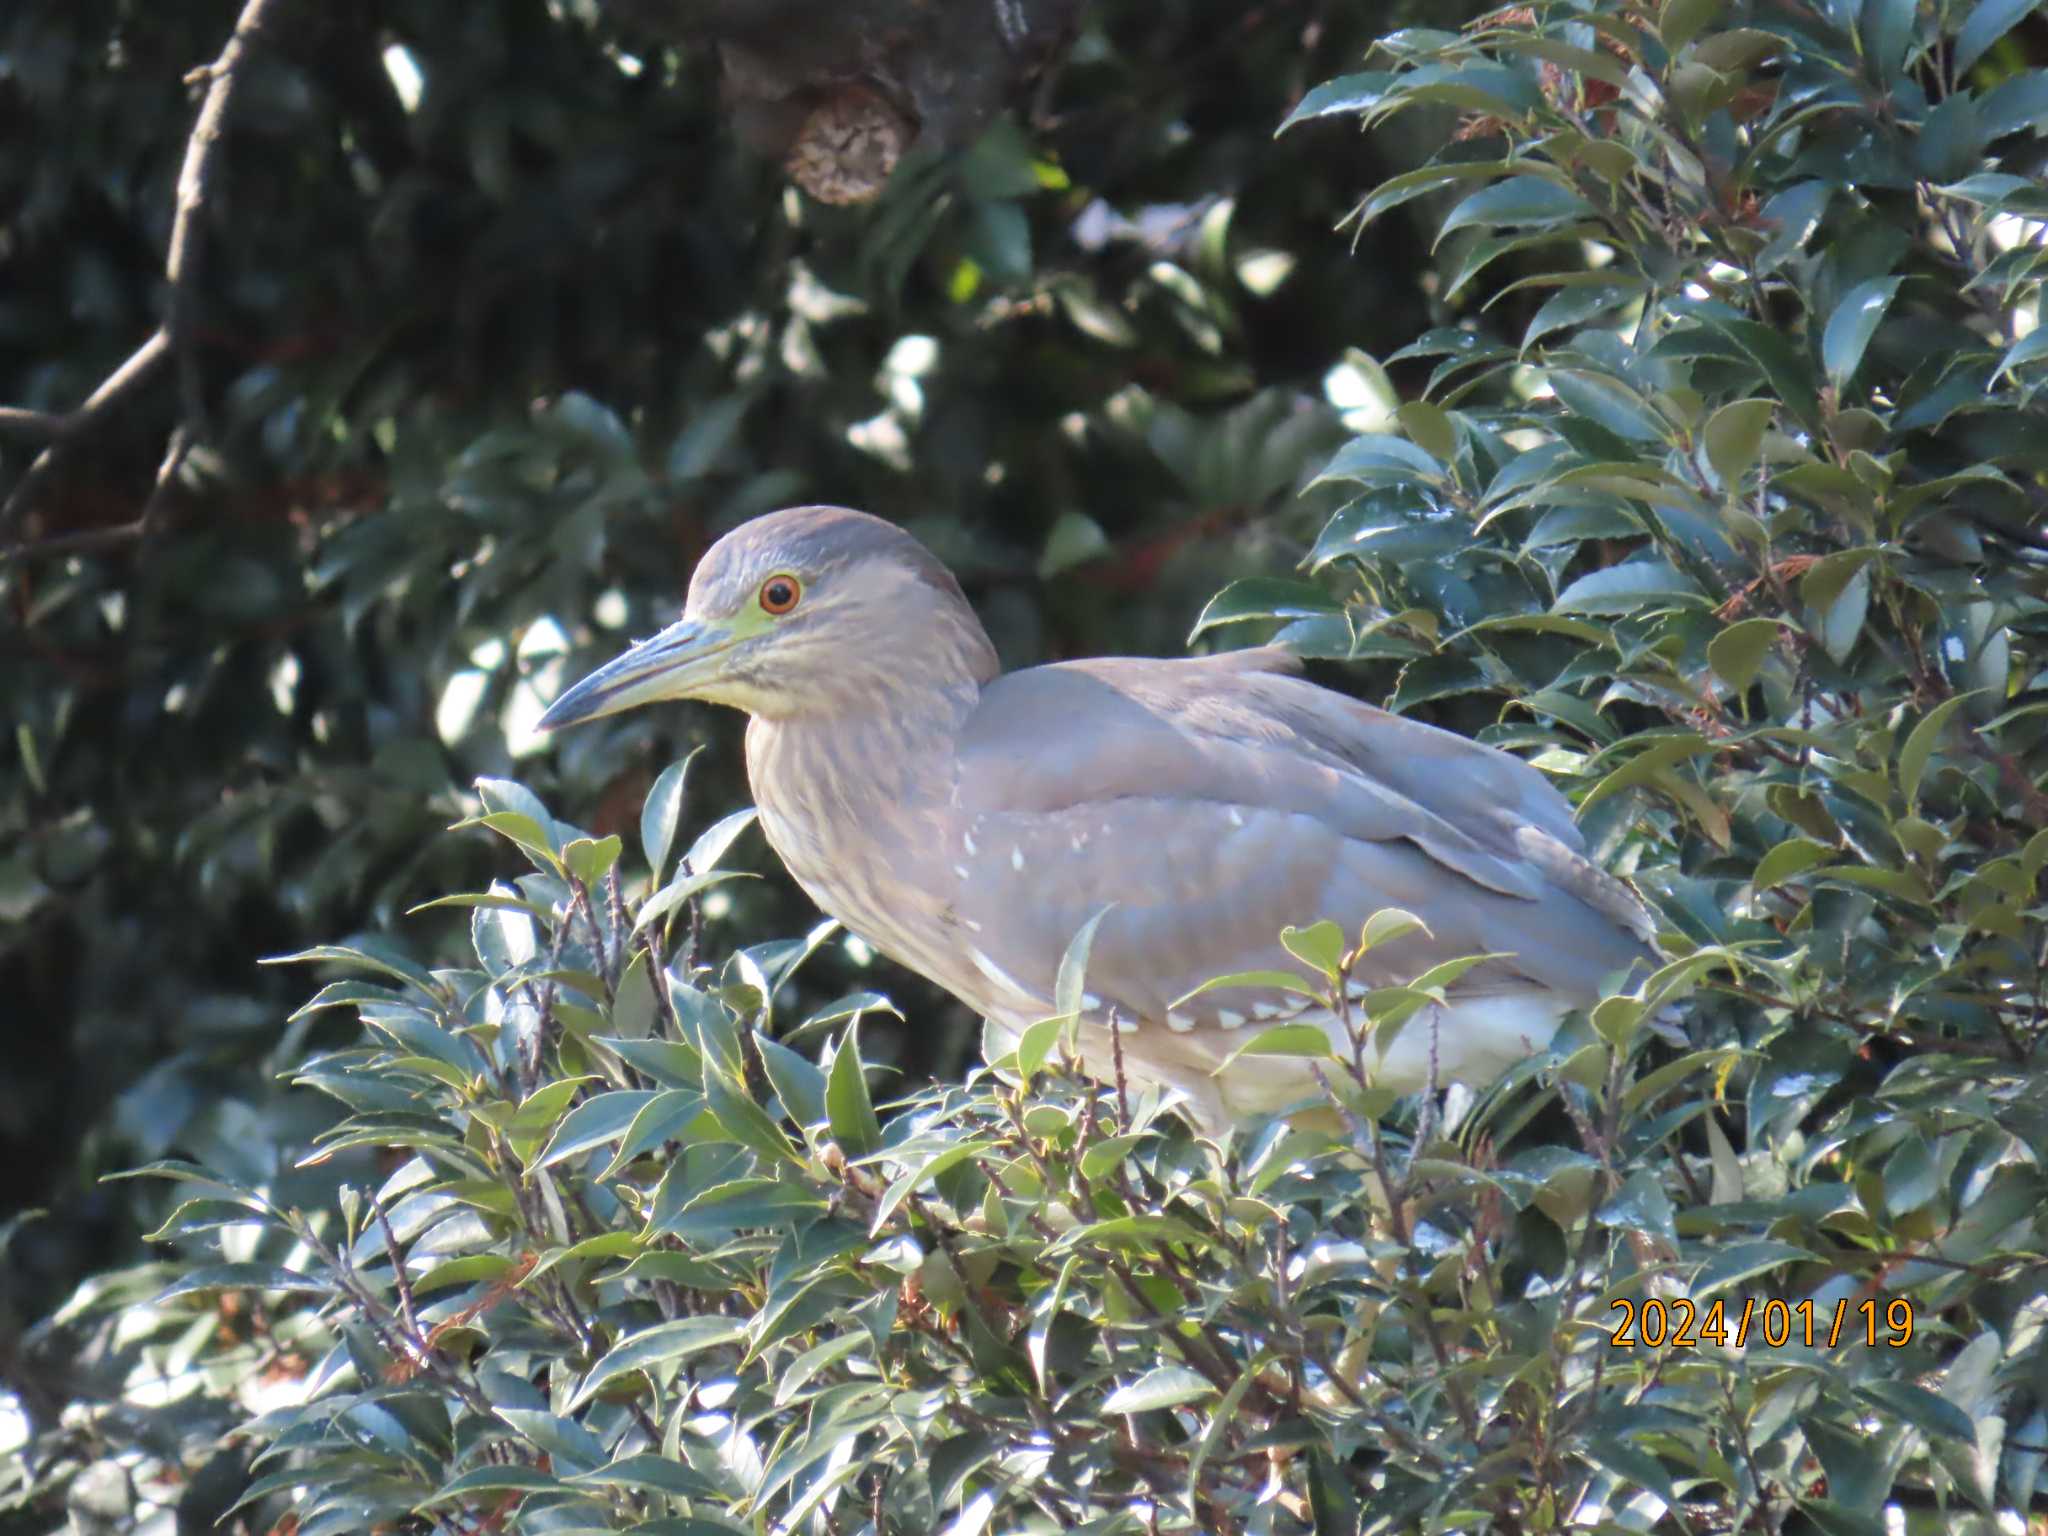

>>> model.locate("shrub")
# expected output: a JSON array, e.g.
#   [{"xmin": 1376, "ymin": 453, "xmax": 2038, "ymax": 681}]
[{"xmin": 15, "ymin": 0, "xmax": 2048, "ymax": 1532}]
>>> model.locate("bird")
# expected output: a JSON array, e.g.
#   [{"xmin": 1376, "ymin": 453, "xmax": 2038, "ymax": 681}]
[{"xmin": 538, "ymin": 505, "xmax": 1664, "ymax": 1131}]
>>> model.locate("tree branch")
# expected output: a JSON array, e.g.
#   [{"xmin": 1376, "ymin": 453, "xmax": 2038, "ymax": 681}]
[
  {"xmin": 169, "ymin": 0, "xmax": 287, "ymax": 441},
  {"xmin": 0, "ymin": 331, "xmax": 172, "ymax": 540},
  {"xmin": 0, "ymin": 0, "xmax": 285, "ymax": 560},
  {"xmin": 0, "ymin": 429, "xmax": 190, "ymax": 566},
  {"xmin": 0, "ymin": 408, "xmax": 72, "ymax": 440}
]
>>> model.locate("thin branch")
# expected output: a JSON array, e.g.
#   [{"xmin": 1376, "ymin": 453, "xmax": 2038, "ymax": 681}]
[
  {"xmin": 0, "ymin": 428, "xmax": 194, "ymax": 565},
  {"xmin": 0, "ymin": 408, "xmax": 71, "ymax": 440},
  {"xmin": 0, "ymin": 0, "xmax": 283, "ymax": 555},
  {"xmin": 168, "ymin": 0, "xmax": 287, "ymax": 443},
  {"xmin": 371, "ymin": 1194, "xmax": 422, "ymax": 1344},
  {"xmin": 0, "ymin": 332, "xmax": 171, "ymax": 540}
]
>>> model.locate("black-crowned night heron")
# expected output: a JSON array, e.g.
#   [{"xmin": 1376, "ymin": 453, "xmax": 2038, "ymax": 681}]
[{"xmin": 539, "ymin": 506, "xmax": 1661, "ymax": 1129}]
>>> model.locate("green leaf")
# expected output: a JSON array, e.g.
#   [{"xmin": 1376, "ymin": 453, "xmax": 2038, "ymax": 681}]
[
  {"xmin": 1055, "ymin": 905, "xmax": 1117, "ymax": 1022},
  {"xmin": 153, "ymin": 1264, "xmax": 338, "ymax": 1302},
  {"xmin": 1548, "ymin": 368, "xmax": 1672, "ymax": 444},
  {"xmin": 535, "ymin": 1089, "xmax": 660, "ymax": 1169},
  {"xmin": 1817, "ymin": 562, "xmax": 1872, "ymax": 664},
  {"xmin": 1661, "ymin": 0, "xmax": 1724, "ymax": 50},
  {"xmin": 1311, "ymin": 434, "xmax": 1447, "ymax": 486},
  {"xmin": 825, "ymin": 1023, "xmax": 884, "ymax": 1157},
  {"xmin": 259, "ymin": 941, "xmax": 438, "ymax": 993},
  {"xmin": 1171, "ymin": 969, "xmax": 1324, "ymax": 1010},
  {"xmin": 1102, "ymin": 1365, "xmax": 1216, "ymax": 1414},
  {"xmin": 1980, "ymin": 70, "xmax": 2048, "ymax": 139},
  {"xmin": 702, "ymin": 1066, "xmax": 800, "ymax": 1164},
  {"xmin": 684, "ymin": 806, "xmax": 759, "ymax": 874},
  {"xmin": 1011, "ymin": 1012, "xmax": 1072, "ymax": 1080},
  {"xmin": 1955, "ymin": 0, "xmax": 2035, "ymax": 77},
  {"xmin": 1596, "ymin": 1170, "xmax": 1677, "ymax": 1245},
  {"xmin": 562, "ymin": 834, "xmax": 622, "ymax": 886},
  {"xmin": 1900, "ymin": 690, "xmax": 1982, "ymax": 808},
  {"xmin": 1994, "ymin": 326, "xmax": 2048, "ymax": 381},
  {"xmin": 140, "ymin": 1198, "xmax": 272, "ymax": 1243},
  {"xmin": 641, "ymin": 751, "xmax": 701, "ymax": 879},
  {"xmin": 475, "ymin": 811, "xmax": 561, "ymax": 870},
  {"xmin": 1753, "ymin": 837, "xmax": 1838, "ymax": 889},
  {"xmin": 475, "ymin": 777, "xmax": 557, "ymax": 841},
  {"xmin": 1854, "ymin": 1380, "xmax": 1980, "ymax": 1446},
  {"xmin": 1520, "ymin": 281, "xmax": 1640, "ymax": 353},
  {"xmin": 754, "ymin": 1033, "xmax": 827, "ymax": 1129},
  {"xmin": 418, "ymin": 1466, "xmax": 569, "ymax": 1505},
  {"xmin": 495, "ymin": 1407, "xmax": 608, "ymax": 1474},
  {"xmin": 1358, "ymin": 908, "xmax": 1428, "ymax": 951},
  {"xmin": 1553, "ymin": 559, "xmax": 1706, "ymax": 615},
  {"xmin": 1213, "ymin": 1024, "xmax": 1336, "ymax": 1074},
  {"xmin": 1702, "ymin": 398, "xmax": 1774, "ymax": 487},
  {"xmin": 666, "ymin": 395, "xmax": 749, "ymax": 480},
  {"xmin": 1395, "ymin": 400, "xmax": 1457, "ymax": 462},
  {"xmin": 1190, "ymin": 579, "xmax": 1343, "ymax": 641},
  {"xmin": 597, "ymin": 1089, "xmax": 707, "ymax": 1178},
  {"xmin": 1583, "ymin": 1438, "xmax": 1678, "ymax": 1514},
  {"xmin": 1857, "ymin": 0, "xmax": 1921, "ymax": 83},
  {"xmin": 1709, "ymin": 618, "xmax": 1784, "ymax": 693},
  {"xmin": 1691, "ymin": 1240, "xmax": 1816, "ymax": 1297},
  {"xmin": 1280, "ymin": 920, "xmax": 1346, "ymax": 979},
  {"xmin": 1038, "ymin": 511, "xmax": 1110, "ymax": 578},
  {"xmin": 1277, "ymin": 72, "xmax": 1396, "ymax": 131},
  {"xmin": 566, "ymin": 1453, "xmax": 722, "ymax": 1501},
  {"xmin": 568, "ymin": 1316, "xmax": 749, "ymax": 1410},
  {"xmin": 1439, "ymin": 176, "xmax": 1594, "ymax": 238},
  {"xmin": 1078, "ymin": 1132, "xmax": 1154, "ymax": 1182},
  {"xmin": 869, "ymin": 1138, "xmax": 994, "ymax": 1232},
  {"xmin": 1692, "ymin": 313, "xmax": 1823, "ymax": 429},
  {"xmin": 499, "ymin": 1077, "xmax": 597, "ymax": 1143},
  {"xmin": 633, "ymin": 868, "xmax": 753, "ymax": 935},
  {"xmin": 1822, "ymin": 277, "xmax": 1903, "ymax": 391}
]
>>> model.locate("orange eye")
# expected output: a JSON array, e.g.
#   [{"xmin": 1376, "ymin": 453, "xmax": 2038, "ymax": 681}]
[{"xmin": 759, "ymin": 574, "xmax": 802, "ymax": 615}]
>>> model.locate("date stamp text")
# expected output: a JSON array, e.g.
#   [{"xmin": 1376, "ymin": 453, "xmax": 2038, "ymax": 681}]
[{"xmin": 1608, "ymin": 1295, "xmax": 1914, "ymax": 1349}]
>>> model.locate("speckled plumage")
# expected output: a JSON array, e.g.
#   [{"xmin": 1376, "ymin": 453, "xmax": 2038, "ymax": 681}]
[{"xmin": 543, "ymin": 506, "xmax": 1665, "ymax": 1130}]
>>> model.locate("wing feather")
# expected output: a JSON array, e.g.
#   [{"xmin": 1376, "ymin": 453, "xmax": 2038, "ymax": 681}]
[{"xmin": 947, "ymin": 654, "xmax": 1654, "ymax": 1033}]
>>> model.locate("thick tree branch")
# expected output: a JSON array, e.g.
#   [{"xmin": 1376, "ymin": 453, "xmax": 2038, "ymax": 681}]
[{"xmin": 0, "ymin": 0, "xmax": 284, "ymax": 561}]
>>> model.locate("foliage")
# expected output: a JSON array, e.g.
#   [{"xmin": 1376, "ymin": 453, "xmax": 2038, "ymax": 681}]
[
  {"xmin": 0, "ymin": 0, "xmax": 1417, "ymax": 1334},
  {"xmin": 9, "ymin": 0, "xmax": 2048, "ymax": 1532}
]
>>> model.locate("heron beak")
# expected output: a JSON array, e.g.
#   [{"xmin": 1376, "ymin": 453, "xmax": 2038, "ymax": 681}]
[{"xmin": 537, "ymin": 618, "xmax": 738, "ymax": 730}]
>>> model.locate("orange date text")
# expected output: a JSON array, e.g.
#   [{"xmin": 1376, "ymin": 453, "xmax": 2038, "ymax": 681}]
[{"xmin": 1607, "ymin": 1295, "xmax": 1914, "ymax": 1349}]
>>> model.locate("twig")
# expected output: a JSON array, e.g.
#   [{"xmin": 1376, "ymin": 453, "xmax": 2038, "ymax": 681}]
[
  {"xmin": 642, "ymin": 928, "xmax": 681, "ymax": 1040},
  {"xmin": 1107, "ymin": 1006, "xmax": 1131, "ymax": 1134},
  {"xmin": 0, "ymin": 408, "xmax": 70, "ymax": 440},
  {"xmin": 1, "ymin": 428, "xmax": 192, "ymax": 565},
  {"xmin": 603, "ymin": 865, "xmax": 629, "ymax": 985},
  {"xmin": 167, "ymin": 0, "xmax": 286, "ymax": 443},
  {"xmin": 1, "ymin": 0, "xmax": 282, "ymax": 555},
  {"xmin": 0, "ymin": 333, "xmax": 171, "ymax": 543},
  {"xmin": 371, "ymin": 1195, "xmax": 422, "ymax": 1345}
]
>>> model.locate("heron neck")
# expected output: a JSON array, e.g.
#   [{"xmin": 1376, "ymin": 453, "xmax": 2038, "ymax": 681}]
[{"xmin": 745, "ymin": 675, "xmax": 979, "ymax": 818}]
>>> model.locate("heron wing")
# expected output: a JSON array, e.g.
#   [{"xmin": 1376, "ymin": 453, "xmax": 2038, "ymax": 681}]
[{"xmin": 944, "ymin": 651, "xmax": 1655, "ymax": 1031}]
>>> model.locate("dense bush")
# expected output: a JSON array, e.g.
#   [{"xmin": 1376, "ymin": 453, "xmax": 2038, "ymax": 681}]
[
  {"xmin": 9, "ymin": 0, "xmax": 2048, "ymax": 1532},
  {"xmin": 0, "ymin": 0, "xmax": 1408, "ymax": 1341}
]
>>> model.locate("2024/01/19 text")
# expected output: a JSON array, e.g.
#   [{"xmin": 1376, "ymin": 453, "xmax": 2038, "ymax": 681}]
[{"xmin": 1608, "ymin": 1295, "xmax": 1914, "ymax": 1349}]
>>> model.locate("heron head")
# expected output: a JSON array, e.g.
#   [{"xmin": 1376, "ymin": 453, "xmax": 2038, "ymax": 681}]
[{"xmin": 538, "ymin": 505, "xmax": 998, "ymax": 729}]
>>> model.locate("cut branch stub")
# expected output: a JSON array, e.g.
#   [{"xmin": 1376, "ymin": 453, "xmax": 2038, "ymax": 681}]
[{"xmin": 601, "ymin": 0, "xmax": 1083, "ymax": 203}]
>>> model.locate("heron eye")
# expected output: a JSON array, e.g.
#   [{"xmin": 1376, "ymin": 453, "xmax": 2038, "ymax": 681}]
[{"xmin": 758, "ymin": 574, "xmax": 802, "ymax": 615}]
